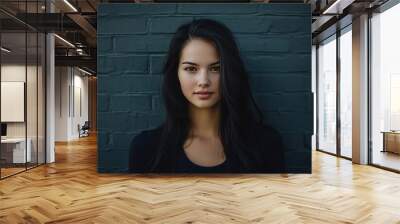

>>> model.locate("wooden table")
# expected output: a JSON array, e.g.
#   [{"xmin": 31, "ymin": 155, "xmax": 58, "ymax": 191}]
[{"xmin": 381, "ymin": 131, "xmax": 400, "ymax": 154}]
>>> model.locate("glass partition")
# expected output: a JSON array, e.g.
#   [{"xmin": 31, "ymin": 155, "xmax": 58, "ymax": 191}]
[
  {"xmin": 27, "ymin": 30, "xmax": 38, "ymax": 170},
  {"xmin": 1, "ymin": 22, "xmax": 28, "ymax": 178},
  {"xmin": 0, "ymin": 1, "xmax": 46, "ymax": 179}
]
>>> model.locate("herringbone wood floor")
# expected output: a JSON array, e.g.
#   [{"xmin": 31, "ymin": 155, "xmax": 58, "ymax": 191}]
[{"xmin": 1, "ymin": 134, "xmax": 400, "ymax": 224}]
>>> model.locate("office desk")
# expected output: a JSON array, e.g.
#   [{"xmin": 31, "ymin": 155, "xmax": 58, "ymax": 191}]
[{"xmin": 1, "ymin": 138, "xmax": 32, "ymax": 163}]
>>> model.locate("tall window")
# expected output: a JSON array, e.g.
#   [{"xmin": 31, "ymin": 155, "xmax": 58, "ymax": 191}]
[
  {"xmin": 339, "ymin": 27, "xmax": 352, "ymax": 158},
  {"xmin": 371, "ymin": 2, "xmax": 400, "ymax": 171},
  {"xmin": 317, "ymin": 35, "xmax": 337, "ymax": 154}
]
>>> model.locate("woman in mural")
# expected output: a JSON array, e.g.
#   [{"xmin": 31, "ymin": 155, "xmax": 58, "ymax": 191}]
[{"xmin": 129, "ymin": 19, "xmax": 285, "ymax": 173}]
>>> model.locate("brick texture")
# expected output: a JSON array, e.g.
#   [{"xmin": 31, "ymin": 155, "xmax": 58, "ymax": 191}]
[{"xmin": 97, "ymin": 3, "xmax": 312, "ymax": 173}]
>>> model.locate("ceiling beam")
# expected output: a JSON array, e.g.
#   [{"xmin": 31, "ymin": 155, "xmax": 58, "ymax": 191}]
[
  {"xmin": 55, "ymin": 55, "xmax": 96, "ymax": 72},
  {"xmin": 66, "ymin": 13, "xmax": 97, "ymax": 47}
]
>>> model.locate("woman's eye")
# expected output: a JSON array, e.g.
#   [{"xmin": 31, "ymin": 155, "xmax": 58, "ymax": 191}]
[
  {"xmin": 210, "ymin": 66, "xmax": 220, "ymax": 72},
  {"xmin": 184, "ymin": 67, "xmax": 197, "ymax": 72}
]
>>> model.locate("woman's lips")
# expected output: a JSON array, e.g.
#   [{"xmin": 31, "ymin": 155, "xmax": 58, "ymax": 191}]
[{"xmin": 194, "ymin": 92, "xmax": 213, "ymax": 100}]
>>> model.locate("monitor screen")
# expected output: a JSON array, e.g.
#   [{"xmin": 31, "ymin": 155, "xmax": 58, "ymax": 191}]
[{"xmin": 1, "ymin": 123, "xmax": 7, "ymax": 137}]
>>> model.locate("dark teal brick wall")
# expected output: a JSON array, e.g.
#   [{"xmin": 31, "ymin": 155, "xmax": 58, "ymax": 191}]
[{"xmin": 97, "ymin": 3, "xmax": 312, "ymax": 173}]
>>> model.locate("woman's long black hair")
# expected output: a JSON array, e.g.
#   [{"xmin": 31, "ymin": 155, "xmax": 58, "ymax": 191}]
[{"xmin": 149, "ymin": 19, "xmax": 265, "ymax": 172}]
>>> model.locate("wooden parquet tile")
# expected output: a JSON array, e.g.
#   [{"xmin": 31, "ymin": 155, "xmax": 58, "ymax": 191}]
[{"xmin": 0, "ymin": 134, "xmax": 400, "ymax": 224}]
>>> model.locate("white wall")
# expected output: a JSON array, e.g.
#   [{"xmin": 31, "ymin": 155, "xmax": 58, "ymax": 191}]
[
  {"xmin": 1, "ymin": 66, "xmax": 26, "ymax": 139},
  {"xmin": 55, "ymin": 66, "xmax": 69, "ymax": 141},
  {"xmin": 55, "ymin": 66, "xmax": 89, "ymax": 141},
  {"xmin": 1, "ymin": 65, "xmax": 41, "ymax": 137}
]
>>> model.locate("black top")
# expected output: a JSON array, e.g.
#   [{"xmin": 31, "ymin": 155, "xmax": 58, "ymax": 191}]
[{"xmin": 129, "ymin": 125, "xmax": 285, "ymax": 173}]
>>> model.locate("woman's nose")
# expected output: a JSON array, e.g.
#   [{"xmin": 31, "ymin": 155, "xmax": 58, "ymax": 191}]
[{"xmin": 197, "ymin": 69, "xmax": 211, "ymax": 87}]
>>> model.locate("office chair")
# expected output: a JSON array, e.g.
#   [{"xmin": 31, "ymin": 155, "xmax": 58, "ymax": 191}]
[{"xmin": 79, "ymin": 121, "xmax": 90, "ymax": 138}]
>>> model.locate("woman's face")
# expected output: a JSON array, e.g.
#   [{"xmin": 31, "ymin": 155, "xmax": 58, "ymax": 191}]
[{"xmin": 178, "ymin": 38, "xmax": 221, "ymax": 110}]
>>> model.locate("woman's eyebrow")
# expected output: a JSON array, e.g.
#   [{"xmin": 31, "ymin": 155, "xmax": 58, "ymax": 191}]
[
  {"xmin": 181, "ymin": 61, "xmax": 220, "ymax": 66},
  {"xmin": 209, "ymin": 61, "xmax": 220, "ymax": 66},
  {"xmin": 181, "ymin": 61, "xmax": 198, "ymax": 65}
]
